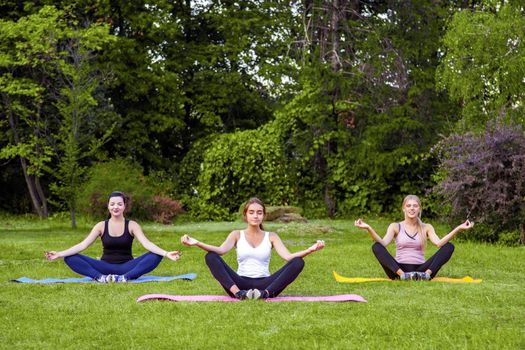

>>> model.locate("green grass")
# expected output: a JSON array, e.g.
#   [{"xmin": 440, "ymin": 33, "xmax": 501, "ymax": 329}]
[{"xmin": 1, "ymin": 218, "xmax": 524, "ymax": 349}]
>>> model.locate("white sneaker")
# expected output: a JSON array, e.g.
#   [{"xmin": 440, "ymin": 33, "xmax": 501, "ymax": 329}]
[
  {"xmin": 106, "ymin": 274, "xmax": 117, "ymax": 283},
  {"xmin": 95, "ymin": 275, "xmax": 109, "ymax": 283},
  {"xmin": 246, "ymin": 289, "xmax": 262, "ymax": 300},
  {"xmin": 116, "ymin": 275, "xmax": 127, "ymax": 283}
]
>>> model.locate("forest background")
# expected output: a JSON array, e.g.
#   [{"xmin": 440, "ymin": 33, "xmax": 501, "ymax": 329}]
[{"xmin": 1, "ymin": 0, "xmax": 524, "ymax": 245}]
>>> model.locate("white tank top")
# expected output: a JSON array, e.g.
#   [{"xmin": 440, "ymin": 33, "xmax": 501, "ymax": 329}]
[{"xmin": 236, "ymin": 230, "xmax": 272, "ymax": 278}]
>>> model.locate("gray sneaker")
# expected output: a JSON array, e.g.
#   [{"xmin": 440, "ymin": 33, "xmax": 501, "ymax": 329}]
[
  {"xmin": 400, "ymin": 272, "xmax": 418, "ymax": 281},
  {"xmin": 246, "ymin": 289, "xmax": 261, "ymax": 300},
  {"xmin": 418, "ymin": 272, "xmax": 431, "ymax": 281}
]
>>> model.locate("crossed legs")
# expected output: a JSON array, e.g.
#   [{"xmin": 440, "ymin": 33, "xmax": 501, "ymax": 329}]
[
  {"xmin": 371, "ymin": 242, "xmax": 455, "ymax": 279},
  {"xmin": 64, "ymin": 252, "xmax": 163, "ymax": 280},
  {"xmin": 204, "ymin": 252, "xmax": 305, "ymax": 297}
]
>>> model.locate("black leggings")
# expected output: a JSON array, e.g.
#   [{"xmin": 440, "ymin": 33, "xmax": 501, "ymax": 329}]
[
  {"xmin": 371, "ymin": 242, "xmax": 455, "ymax": 280},
  {"xmin": 205, "ymin": 252, "xmax": 305, "ymax": 297}
]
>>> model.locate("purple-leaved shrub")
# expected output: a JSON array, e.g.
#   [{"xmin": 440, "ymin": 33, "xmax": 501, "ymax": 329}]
[{"xmin": 433, "ymin": 120, "xmax": 525, "ymax": 244}]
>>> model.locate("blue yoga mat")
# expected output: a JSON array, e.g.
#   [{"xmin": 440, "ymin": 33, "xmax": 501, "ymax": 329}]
[{"xmin": 12, "ymin": 273, "xmax": 197, "ymax": 284}]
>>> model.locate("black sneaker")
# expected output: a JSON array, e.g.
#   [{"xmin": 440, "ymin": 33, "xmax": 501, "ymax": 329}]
[
  {"xmin": 259, "ymin": 289, "xmax": 270, "ymax": 299},
  {"xmin": 235, "ymin": 290, "xmax": 249, "ymax": 300}
]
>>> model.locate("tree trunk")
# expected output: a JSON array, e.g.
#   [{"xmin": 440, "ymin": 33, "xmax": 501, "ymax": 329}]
[
  {"xmin": 330, "ymin": 0, "xmax": 341, "ymax": 72},
  {"xmin": 5, "ymin": 100, "xmax": 48, "ymax": 218},
  {"xmin": 18, "ymin": 152, "xmax": 48, "ymax": 218},
  {"xmin": 71, "ymin": 207, "xmax": 77, "ymax": 229}
]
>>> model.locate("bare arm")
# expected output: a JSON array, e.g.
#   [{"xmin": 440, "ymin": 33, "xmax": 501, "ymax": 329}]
[
  {"xmin": 180, "ymin": 231, "xmax": 238, "ymax": 256},
  {"xmin": 427, "ymin": 220, "xmax": 474, "ymax": 247},
  {"xmin": 270, "ymin": 233, "xmax": 325, "ymax": 261},
  {"xmin": 130, "ymin": 221, "xmax": 180, "ymax": 261},
  {"xmin": 45, "ymin": 222, "xmax": 103, "ymax": 260},
  {"xmin": 354, "ymin": 219, "xmax": 397, "ymax": 246}
]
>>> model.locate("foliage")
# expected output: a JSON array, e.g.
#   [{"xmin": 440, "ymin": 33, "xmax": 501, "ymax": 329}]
[
  {"xmin": 2, "ymin": 0, "xmax": 521, "ymax": 228},
  {"xmin": 271, "ymin": 1, "xmax": 461, "ymax": 217},
  {"xmin": 173, "ymin": 136, "xmax": 214, "ymax": 200},
  {"xmin": 437, "ymin": 1, "xmax": 525, "ymax": 129},
  {"xmin": 90, "ymin": 0, "xmax": 293, "ymax": 169},
  {"xmin": 433, "ymin": 120, "xmax": 525, "ymax": 243},
  {"xmin": 497, "ymin": 230, "xmax": 523, "ymax": 247},
  {"xmin": 49, "ymin": 14, "xmax": 117, "ymax": 228},
  {"xmin": 142, "ymin": 195, "xmax": 184, "ymax": 225},
  {"xmin": 0, "ymin": 6, "xmax": 118, "ymax": 221},
  {"xmin": 0, "ymin": 5, "xmax": 65, "ymax": 217},
  {"xmin": 192, "ymin": 123, "xmax": 294, "ymax": 220},
  {"xmin": 77, "ymin": 159, "xmax": 183, "ymax": 223},
  {"xmin": 0, "ymin": 161, "xmax": 33, "ymax": 214}
]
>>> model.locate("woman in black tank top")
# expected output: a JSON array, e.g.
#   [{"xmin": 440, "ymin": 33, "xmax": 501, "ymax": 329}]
[{"xmin": 45, "ymin": 191, "xmax": 181, "ymax": 282}]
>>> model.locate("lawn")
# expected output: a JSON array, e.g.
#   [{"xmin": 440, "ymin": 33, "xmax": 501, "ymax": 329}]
[{"xmin": 0, "ymin": 217, "xmax": 524, "ymax": 349}]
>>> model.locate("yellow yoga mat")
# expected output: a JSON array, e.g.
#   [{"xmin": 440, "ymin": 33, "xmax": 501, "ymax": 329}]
[{"xmin": 333, "ymin": 271, "xmax": 482, "ymax": 283}]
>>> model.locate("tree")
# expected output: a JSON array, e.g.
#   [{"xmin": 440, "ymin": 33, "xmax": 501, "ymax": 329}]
[
  {"xmin": 277, "ymin": 1, "xmax": 462, "ymax": 216},
  {"xmin": 437, "ymin": 1, "xmax": 525, "ymax": 129},
  {"xmin": 51, "ymin": 20, "xmax": 116, "ymax": 228},
  {"xmin": 0, "ymin": 6, "xmax": 117, "ymax": 224},
  {"xmin": 0, "ymin": 6, "xmax": 66, "ymax": 217}
]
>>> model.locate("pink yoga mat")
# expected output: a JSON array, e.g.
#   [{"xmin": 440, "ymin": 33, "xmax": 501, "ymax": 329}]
[{"xmin": 136, "ymin": 294, "xmax": 367, "ymax": 303}]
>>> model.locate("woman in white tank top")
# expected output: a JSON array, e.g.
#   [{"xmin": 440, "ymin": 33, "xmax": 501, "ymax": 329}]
[
  {"xmin": 354, "ymin": 194, "xmax": 474, "ymax": 280},
  {"xmin": 181, "ymin": 197, "xmax": 325, "ymax": 299}
]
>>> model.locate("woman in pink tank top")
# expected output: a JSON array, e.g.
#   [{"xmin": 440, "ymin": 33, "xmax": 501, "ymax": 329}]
[
  {"xmin": 354, "ymin": 194, "xmax": 474, "ymax": 280},
  {"xmin": 181, "ymin": 197, "xmax": 325, "ymax": 299}
]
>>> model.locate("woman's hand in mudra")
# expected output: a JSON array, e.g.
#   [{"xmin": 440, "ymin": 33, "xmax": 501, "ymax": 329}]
[
  {"xmin": 354, "ymin": 218, "xmax": 370, "ymax": 230},
  {"xmin": 180, "ymin": 234, "xmax": 199, "ymax": 247},
  {"xmin": 165, "ymin": 251, "xmax": 181, "ymax": 261},
  {"xmin": 308, "ymin": 240, "xmax": 325, "ymax": 253}
]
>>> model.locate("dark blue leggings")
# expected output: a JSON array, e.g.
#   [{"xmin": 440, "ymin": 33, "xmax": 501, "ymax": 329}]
[
  {"xmin": 64, "ymin": 252, "xmax": 163, "ymax": 280},
  {"xmin": 205, "ymin": 252, "xmax": 305, "ymax": 297},
  {"xmin": 372, "ymin": 242, "xmax": 455, "ymax": 279}
]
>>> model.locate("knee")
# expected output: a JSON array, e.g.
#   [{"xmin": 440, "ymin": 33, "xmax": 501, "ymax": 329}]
[
  {"xmin": 205, "ymin": 251, "xmax": 220, "ymax": 265},
  {"xmin": 148, "ymin": 252, "xmax": 163, "ymax": 263},
  {"xmin": 442, "ymin": 242, "xmax": 455, "ymax": 254},
  {"xmin": 63, "ymin": 254, "xmax": 78, "ymax": 265},
  {"xmin": 371, "ymin": 242, "xmax": 383, "ymax": 254},
  {"xmin": 289, "ymin": 257, "xmax": 305, "ymax": 271}
]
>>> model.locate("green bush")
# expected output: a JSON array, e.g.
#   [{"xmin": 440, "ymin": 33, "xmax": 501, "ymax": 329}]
[
  {"xmin": 497, "ymin": 231, "xmax": 522, "ymax": 247},
  {"xmin": 458, "ymin": 223, "xmax": 498, "ymax": 243},
  {"xmin": 192, "ymin": 126, "xmax": 295, "ymax": 220},
  {"xmin": 77, "ymin": 159, "xmax": 182, "ymax": 223}
]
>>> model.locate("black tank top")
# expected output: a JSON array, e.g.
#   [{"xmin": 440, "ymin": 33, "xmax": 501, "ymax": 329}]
[{"xmin": 100, "ymin": 219, "xmax": 134, "ymax": 263}]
